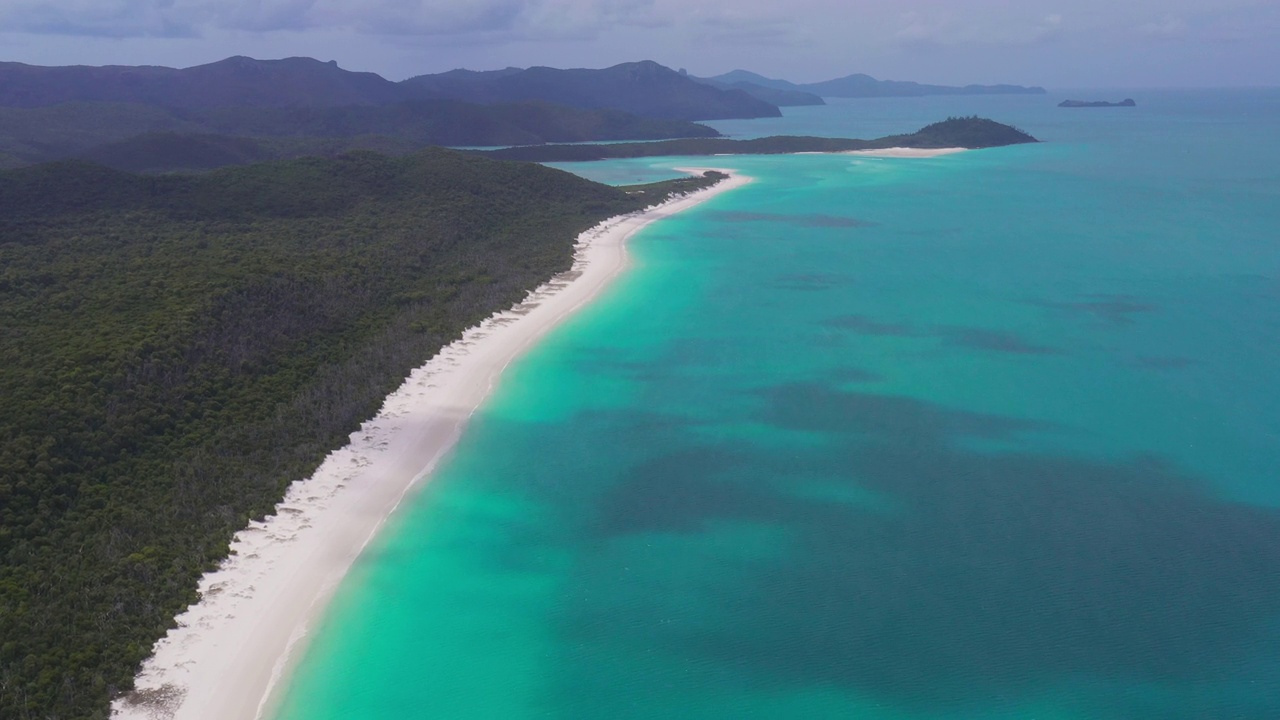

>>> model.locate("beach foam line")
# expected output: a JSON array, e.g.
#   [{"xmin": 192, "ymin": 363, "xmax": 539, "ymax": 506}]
[
  {"xmin": 111, "ymin": 169, "xmax": 750, "ymax": 720},
  {"xmin": 842, "ymin": 147, "xmax": 967, "ymax": 158}
]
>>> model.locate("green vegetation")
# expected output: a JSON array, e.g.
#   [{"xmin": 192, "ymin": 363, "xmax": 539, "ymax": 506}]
[
  {"xmin": 0, "ymin": 100, "xmax": 719, "ymax": 171},
  {"xmin": 0, "ymin": 149, "xmax": 723, "ymax": 719},
  {"xmin": 74, "ymin": 133, "xmax": 425, "ymax": 175},
  {"xmin": 184, "ymin": 99, "xmax": 720, "ymax": 144},
  {"xmin": 877, "ymin": 116, "xmax": 1039, "ymax": 149},
  {"xmin": 0, "ymin": 103, "xmax": 189, "ymax": 166},
  {"xmin": 474, "ymin": 117, "xmax": 1039, "ymax": 162}
]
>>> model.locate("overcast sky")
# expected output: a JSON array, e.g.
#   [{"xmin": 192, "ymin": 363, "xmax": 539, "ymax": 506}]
[{"xmin": 2, "ymin": 0, "xmax": 1277, "ymax": 87}]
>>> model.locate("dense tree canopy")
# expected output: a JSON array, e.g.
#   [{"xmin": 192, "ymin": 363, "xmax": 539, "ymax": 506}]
[{"xmin": 0, "ymin": 100, "xmax": 719, "ymax": 172}]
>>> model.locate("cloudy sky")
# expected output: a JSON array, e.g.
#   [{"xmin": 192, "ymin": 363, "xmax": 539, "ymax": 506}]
[{"xmin": 1, "ymin": 0, "xmax": 1277, "ymax": 87}]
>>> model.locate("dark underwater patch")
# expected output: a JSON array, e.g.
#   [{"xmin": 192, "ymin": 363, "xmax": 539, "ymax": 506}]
[
  {"xmin": 706, "ymin": 210, "xmax": 877, "ymax": 228},
  {"xmin": 935, "ymin": 326, "xmax": 1063, "ymax": 355},
  {"xmin": 592, "ymin": 448, "xmax": 771, "ymax": 536},
  {"xmin": 823, "ymin": 314, "xmax": 917, "ymax": 336},
  {"xmin": 572, "ymin": 385, "xmax": 1280, "ymax": 711},
  {"xmin": 824, "ymin": 315, "xmax": 1064, "ymax": 355},
  {"xmin": 830, "ymin": 368, "xmax": 883, "ymax": 384},
  {"xmin": 773, "ymin": 272, "xmax": 855, "ymax": 291},
  {"xmin": 1134, "ymin": 355, "xmax": 1199, "ymax": 370},
  {"xmin": 1030, "ymin": 293, "xmax": 1158, "ymax": 325}
]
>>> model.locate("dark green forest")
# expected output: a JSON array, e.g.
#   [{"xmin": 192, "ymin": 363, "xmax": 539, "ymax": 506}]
[
  {"xmin": 475, "ymin": 116, "xmax": 1039, "ymax": 162},
  {"xmin": 0, "ymin": 100, "xmax": 719, "ymax": 172},
  {"xmin": 0, "ymin": 149, "xmax": 722, "ymax": 719}
]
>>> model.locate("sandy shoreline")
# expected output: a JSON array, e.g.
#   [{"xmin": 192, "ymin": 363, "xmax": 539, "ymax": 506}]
[
  {"xmin": 111, "ymin": 169, "xmax": 749, "ymax": 720},
  {"xmin": 842, "ymin": 146, "xmax": 967, "ymax": 158}
]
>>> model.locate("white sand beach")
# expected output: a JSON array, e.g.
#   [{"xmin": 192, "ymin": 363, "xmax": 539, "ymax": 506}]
[
  {"xmin": 843, "ymin": 147, "xmax": 968, "ymax": 158},
  {"xmin": 111, "ymin": 169, "xmax": 750, "ymax": 720}
]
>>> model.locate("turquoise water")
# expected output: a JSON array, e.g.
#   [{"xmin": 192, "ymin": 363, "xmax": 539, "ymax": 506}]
[{"xmin": 274, "ymin": 91, "xmax": 1280, "ymax": 718}]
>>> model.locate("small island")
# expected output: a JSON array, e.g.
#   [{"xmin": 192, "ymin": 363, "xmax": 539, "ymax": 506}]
[
  {"xmin": 472, "ymin": 116, "xmax": 1038, "ymax": 163},
  {"xmin": 1059, "ymin": 99, "xmax": 1136, "ymax": 108}
]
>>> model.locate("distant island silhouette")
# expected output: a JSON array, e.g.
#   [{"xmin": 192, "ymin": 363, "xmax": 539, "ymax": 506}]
[{"xmin": 695, "ymin": 69, "xmax": 1046, "ymax": 99}]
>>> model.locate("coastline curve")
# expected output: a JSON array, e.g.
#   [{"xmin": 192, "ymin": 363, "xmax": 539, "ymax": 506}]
[{"xmin": 110, "ymin": 168, "xmax": 751, "ymax": 720}]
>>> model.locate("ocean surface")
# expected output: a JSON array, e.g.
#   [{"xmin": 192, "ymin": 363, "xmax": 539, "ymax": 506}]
[{"xmin": 273, "ymin": 90, "xmax": 1280, "ymax": 719}]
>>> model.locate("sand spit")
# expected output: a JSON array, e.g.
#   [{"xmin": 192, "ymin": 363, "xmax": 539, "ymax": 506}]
[
  {"xmin": 111, "ymin": 170, "xmax": 750, "ymax": 720},
  {"xmin": 843, "ymin": 147, "xmax": 968, "ymax": 158}
]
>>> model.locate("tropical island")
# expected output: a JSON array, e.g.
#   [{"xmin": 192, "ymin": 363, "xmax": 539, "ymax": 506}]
[
  {"xmin": 473, "ymin": 117, "xmax": 1039, "ymax": 163},
  {"xmin": 1059, "ymin": 99, "xmax": 1137, "ymax": 107}
]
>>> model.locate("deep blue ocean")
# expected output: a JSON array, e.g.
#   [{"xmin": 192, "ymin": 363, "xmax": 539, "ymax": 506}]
[{"xmin": 274, "ymin": 90, "xmax": 1280, "ymax": 718}]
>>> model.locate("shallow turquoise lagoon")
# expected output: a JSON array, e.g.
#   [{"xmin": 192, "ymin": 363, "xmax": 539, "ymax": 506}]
[{"xmin": 275, "ymin": 90, "xmax": 1280, "ymax": 718}]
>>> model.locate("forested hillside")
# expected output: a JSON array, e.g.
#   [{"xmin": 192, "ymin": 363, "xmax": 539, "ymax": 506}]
[
  {"xmin": 0, "ymin": 99, "xmax": 718, "ymax": 171},
  {"xmin": 401, "ymin": 60, "xmax": 781, "ymax": 120},
  {"xmin": 0, "ymin": 149, "xmax": 722, "ymax": 719},
  {"xmin": 0, "ymin": 56, "xmax": 777, "ymax": 125}
]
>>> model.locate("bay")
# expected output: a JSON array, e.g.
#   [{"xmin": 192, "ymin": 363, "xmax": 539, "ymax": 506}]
[{"xmin": 274, "ymin": 89, "xmax": 1280, "ymax": 719}]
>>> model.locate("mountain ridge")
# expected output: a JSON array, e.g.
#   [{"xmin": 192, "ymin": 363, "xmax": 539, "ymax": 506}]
[
  {"xmin": 402, "ymin": 60, "xmax": 782, "ymax": 121},
  {"xmin": 688, "ymin": 73, "xmax": 826, "ymax": 107},
  {"xmin": 0, "ymin": 56, "xmax": 404, "ymax": 108},
  {"xmin": 0, "ymin": 57, "xmax": 782, "ymax": 122},
  {"xmin": 702, "ymin": 69, "xmax": 1047, "ymax": 98}
]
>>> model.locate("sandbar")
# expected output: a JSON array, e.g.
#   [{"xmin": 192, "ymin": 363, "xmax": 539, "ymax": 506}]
[{"xmin": 843, "ymin": 147, "xmax": 967, "ymax": 158}]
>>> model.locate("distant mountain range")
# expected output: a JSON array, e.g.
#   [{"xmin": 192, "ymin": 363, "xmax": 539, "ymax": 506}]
[
  {"xmin": 0, "ymin": 56, "xmax": 402, "ymax": 109},
  {"xmin": 401, "ymin": 61, "xmax": 780, "ymax": 121},
  {"xmin": 0, "ymin": 56, "xmax": 1048, "ymax": 173},
  {"xmin": 0, "ymin": 56, "xmax": 779, "ymax": 122},
  {"xmin": 0, "ymin": 57, "xmax": 761, "ymax": 169},
  {"xmin": 682, "ymin": 73, "xmax": 825, "ymax": 107},
  {"xmin": 698, "ymin": 69, "xmax": 1046, "ymax": 99}
]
